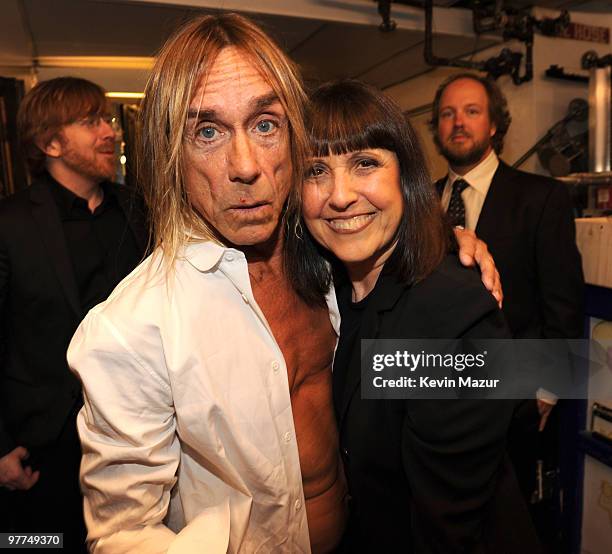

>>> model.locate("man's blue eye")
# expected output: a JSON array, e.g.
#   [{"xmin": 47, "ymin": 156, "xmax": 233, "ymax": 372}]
[
  {"xmin": 257, "ymin": 120, "xmax": 275, "ymax": 133},
  {"xmin": 199, "ymin": 127, "xmax": 216, "ymax": 139}
]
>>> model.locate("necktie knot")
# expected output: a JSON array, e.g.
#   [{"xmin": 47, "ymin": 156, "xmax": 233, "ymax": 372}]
[{"xmin": 453, "ymin": 179, "xmax": 469, "ymax": 194}]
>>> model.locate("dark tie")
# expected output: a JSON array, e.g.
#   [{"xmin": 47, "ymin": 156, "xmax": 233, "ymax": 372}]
[{"xmin": 447, "ymin": 179, "xmax": 469, "ymax": 228}]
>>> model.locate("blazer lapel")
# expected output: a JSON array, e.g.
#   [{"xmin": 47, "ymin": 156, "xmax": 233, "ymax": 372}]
[
  {"xmin": 29, "ymin": 180, "xmax": 81, "ymax": 317},
  {"xmin": 337, "ymin": 273, "xmax": 407, "ymax": 430},
  {"xmin": 475, "ymin": 162, "xmax": 513, "ymax": 238}
]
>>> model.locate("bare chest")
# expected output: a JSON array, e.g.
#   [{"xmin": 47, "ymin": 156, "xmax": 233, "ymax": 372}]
[{"xmin": 252, "ymin": 280, "xmax": 336, "ymax": 389}]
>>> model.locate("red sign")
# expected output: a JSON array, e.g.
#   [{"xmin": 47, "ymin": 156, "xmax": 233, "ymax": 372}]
[{"xmin": 557, "ymin": 22, "xmax": 609, "ymax": 44}]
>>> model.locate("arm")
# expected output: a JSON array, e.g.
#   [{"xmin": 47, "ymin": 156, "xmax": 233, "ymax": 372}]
[
  {"xmin": 0, "ymin": 236, "xmax": 14, "ymax": 456},
  {"xmin": 0, "ymin": 235, "xmax": 39, "ymax": 490},
  {"xmin": 402, "ymin": 309, "xmax": 514, "ymax": 552},
  {"xmin": 533, "ymin": 183, "xmax": 584, "ymax": 428},
  {"xmin": 535, "ymin": 182, "xmax": 584, "ymax": 339},
  {"xmin": 68, "ymin": 311, "xmax": 179, "ymax": 554}
]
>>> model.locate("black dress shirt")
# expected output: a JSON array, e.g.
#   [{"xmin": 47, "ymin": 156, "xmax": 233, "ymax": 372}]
[{"xmin": 48, "ymin": 175, "xmax": 141, "ymax": 315}]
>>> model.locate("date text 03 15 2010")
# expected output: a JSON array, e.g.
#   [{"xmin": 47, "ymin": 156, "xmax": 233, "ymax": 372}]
[{"xmin": 0, "ymin": 533, "xmax": 63, "ymax": 549}]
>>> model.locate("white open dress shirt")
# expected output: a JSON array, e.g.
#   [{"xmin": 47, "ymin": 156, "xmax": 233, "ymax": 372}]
[{"xmin": 68, "ymin": 241, "xmax": 340, "ymax": 554}]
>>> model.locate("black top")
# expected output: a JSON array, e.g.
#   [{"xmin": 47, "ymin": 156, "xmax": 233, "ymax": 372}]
[
  {"xmin": 333, "ymin": 255, "xmax": 540, "ymax": 553},
  {"xmin": 48, "ymin": 174, "xmax": 141, "ymax": 314},
  {"xmin": 333, "ymin": 292, "xmax": 368, "ymax": 416}
]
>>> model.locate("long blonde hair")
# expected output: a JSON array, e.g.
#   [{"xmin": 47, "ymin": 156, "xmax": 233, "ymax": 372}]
[{"xmin": 137, "ymin": 13, "xmax": 309, "ymax": 267}]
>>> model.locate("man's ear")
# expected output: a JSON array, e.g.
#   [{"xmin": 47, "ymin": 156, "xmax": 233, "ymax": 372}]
[
  {"xmin": 489, "ymin": 124, "xmax": 497, "ymax": 139},
  {"xmin": 38, "ymin": 135, "xmax": 63, "ymax": 158}
]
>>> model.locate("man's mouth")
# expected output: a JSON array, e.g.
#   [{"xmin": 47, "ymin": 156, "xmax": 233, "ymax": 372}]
[
  {"xmin": 228, "ymin": 201, "xmax": 272, "ymax": 217},
  {"xmin": 327, "ymin": 213, "xmax": 376, "ymax": 232},
  {"xmin": 230, "ymin": 201, "xmax": 269, "ymax": 209}
]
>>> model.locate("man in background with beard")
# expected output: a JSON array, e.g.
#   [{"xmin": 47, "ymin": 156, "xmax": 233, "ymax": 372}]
[
  {"xmin": 431, "ymin": 73, "xmax": 583, "ymax": 546},
  {"xmin": 0, "ymin": 77, "xmax": 146, "ymax": 552}
]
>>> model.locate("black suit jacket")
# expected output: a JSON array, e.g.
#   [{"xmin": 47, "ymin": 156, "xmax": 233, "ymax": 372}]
[
  {"xmin": 335, "ymin": 256, "xmax": 540, "ymax": 553},
  {"xmin": 0, "ymin": 173, "xmax": 147, "ymax": 457},
  {"xmin": 436, "ymin": 162, "xmax": 584, "ymax": 339}
]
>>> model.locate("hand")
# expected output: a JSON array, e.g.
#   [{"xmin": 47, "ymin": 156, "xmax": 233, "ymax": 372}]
[
  {"xmin": 453, "ymin": 228, "xmax": 503, "ymax": 308},
  {"xmin": 0, "ymin": 446, "xmax": 40, "ymax": 491},
  {"xmin": 537, "ymin": 399, "xmax": 554, "ymax": 432}
]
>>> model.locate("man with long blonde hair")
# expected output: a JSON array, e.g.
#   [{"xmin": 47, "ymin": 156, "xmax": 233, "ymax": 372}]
[
  {"xmin": 68, "ymin": 14, "xmax": 346, "ymax": 554},
  {"xmin": 68, "ymin": 13, "xmax": 499, "ymax": 554}
]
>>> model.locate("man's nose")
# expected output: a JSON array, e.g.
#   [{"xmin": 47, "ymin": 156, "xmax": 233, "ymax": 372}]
[
  {"xmin": 99, "ymin": 118, "xmax": 116, "ymax": 141},
  {"xmin": 452, "ymin": 111, "xmax": 465, "ymax": 128},
  {"xmin": 228, "ymin": 131, "xmax": 261, "ymax": 185},
  {"xmin": 328, "ymin": 171, "xmax": 358, "ymax": 210}
]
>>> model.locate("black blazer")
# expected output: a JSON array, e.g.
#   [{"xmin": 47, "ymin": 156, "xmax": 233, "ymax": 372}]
[
  {"xmin": 335, "ymin": 256, "xmax": 540, "ymax": 553},
  {"xmin": 436, "ymin": 162, "xmax": 584, "ymax": 339},
  {"xmin": 0, "ymin": 174, "xmax": 147, "ymax": 457}
]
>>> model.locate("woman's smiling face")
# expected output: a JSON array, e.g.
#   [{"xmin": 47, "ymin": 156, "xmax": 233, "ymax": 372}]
[{"xmin": 302, "ymin": 148, "xmax": 403, "ymax": 272}]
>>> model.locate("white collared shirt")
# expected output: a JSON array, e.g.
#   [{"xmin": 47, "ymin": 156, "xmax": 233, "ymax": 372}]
[
  {"xmin": 68, "ymin": 241, "xmax": 340, "ymax": 554},
  {"xmin": 440, "ymin": 150, "xmax": 500, "ymax": 231}
]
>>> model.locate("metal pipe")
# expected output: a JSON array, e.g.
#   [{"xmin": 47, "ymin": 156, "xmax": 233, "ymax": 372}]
[
  {"xmin": 557, "ymin": 172, "xmax": 612, "ymax": 186},
  {"xmin": 589, "ymin": 66, "xmax": 611, "ymax": 173},
  {"xmin": 424, "ymin": 0, "xmax": 484, "ymax": 71}
]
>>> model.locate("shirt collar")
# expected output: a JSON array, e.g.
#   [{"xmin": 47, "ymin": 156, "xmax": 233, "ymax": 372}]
[
  {"xmin": 447, "ymin": 149, "xmax": 499, "ymax": 196},
  {"xmin": 47, "ymin": 171, "xmax": 79, "ymax": 216},
  {"xmin": 180, "ymin": 239, "xmax": 341, "ymax": 336},
  {"xmin": 182, "ymin": 240, "xmax": 246, "ymax": 272},
  {"xmin": 47, "ymin": 172, "xmax": 116, "ymax": 216}
]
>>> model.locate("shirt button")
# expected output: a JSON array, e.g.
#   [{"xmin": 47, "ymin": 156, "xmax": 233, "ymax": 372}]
[
  {"xmin": 283, "ymin": 431, "xmax": 291, "ymax": 443},
  {"xmin": 225, "ymin": 253, "xmax": 234, "ymax": 262},
  {"xmin": 272, "ymin": 361, "xmax": 280, "ymax": 373},
  {"xmin": 294, "ymin": 499, "xmax": 302, "ymax": 511}
]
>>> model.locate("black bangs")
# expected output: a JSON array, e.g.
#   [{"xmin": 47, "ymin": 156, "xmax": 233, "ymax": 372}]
[
  {"xmin": 307, "ymin": 80, "xmax": 398, "ymax": 157},
  {"xmin": 309, "ymin": 119, "xmax": 397, "ymax": 158}
]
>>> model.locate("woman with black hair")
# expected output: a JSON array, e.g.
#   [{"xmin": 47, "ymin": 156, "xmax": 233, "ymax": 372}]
[{"xmin": 299, "ymin": 79, "xmax": 540, "ymax": 553}]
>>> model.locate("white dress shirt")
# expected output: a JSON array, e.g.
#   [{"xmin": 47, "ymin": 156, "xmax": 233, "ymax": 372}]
[
  {"xmin": 68, "ymin": 241, "xmax": 340, "ymax": 554},
  {"xmin": 440, "ymin": 149, "xmax": 499, "ymax": 231}
]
